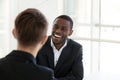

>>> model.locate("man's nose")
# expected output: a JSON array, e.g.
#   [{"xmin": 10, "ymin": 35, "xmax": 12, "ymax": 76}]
[{"xmin": 55, "ymin": 28, "xmax": 62, "ymax": 33}]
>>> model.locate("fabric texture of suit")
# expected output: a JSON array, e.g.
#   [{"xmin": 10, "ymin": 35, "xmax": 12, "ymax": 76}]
[
  {"xmin": 36, "ymin": 36, "xmax": 84, "ymax": 80},
  {"xmin": 0, "ymin": 50, "xmax": 54, "ymax": 80}
]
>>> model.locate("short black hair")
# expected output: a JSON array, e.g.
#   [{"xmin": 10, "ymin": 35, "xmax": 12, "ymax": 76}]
[{"xmin": 54, "ymin": 15, "xmax": 73, "ymax": 29}]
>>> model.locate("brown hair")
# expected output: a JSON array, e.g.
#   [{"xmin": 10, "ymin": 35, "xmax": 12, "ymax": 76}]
[{"xmin": 15, "ymin": 8, "xmax": 48, "ymax": 46}]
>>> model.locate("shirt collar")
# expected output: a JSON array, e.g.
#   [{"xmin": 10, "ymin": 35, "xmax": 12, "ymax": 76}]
[{"xmin": 50, "ymin": 38, "xmax": 67, "ymax": 51}]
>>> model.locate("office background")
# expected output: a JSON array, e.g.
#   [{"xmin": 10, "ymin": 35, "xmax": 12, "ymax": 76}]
[{"xmin": 0, "ymin": 0, "xmax": 120, "ymax": 80}]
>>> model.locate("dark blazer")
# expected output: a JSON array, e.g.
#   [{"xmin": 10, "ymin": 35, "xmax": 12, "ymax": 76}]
[
  {"xmin": 0, "ymin": 50, "xmax": 54, "ymax": 80},
  {"xmin": 36, "ymin": 36, "xmax": 84, "ymax": 80}
]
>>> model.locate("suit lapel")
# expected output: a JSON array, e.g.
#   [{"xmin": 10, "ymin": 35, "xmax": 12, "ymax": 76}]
[
  {"xmin": 54, "ymin": 39, "xmax": 71, "ymax": 73},
  {"xmin": 47, "ymin": 47, "xmax": 54, "ymax": 69},
  {"xmin": 46, "ymin": 36, "xmax": 54, "ymax": 69}
]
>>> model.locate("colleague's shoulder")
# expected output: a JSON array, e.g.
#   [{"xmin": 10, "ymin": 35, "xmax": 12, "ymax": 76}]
[
  {"xmin": 68, "ymin": 38, "xmax": 82, "ymax": 48},
  {"xmin": 41, "ymin": 36, "xmax": 51, "ymax": 47},
  {"xmin": 0, "ymin": 57, "xmax": 12, "ymax": 79},
  {"xmin": 38, "ymin": 65, "xmax": 53, "ymax": 72},
  {"xmin": 0, "ymin": 57, "xmax": 7, "ymax": 65},
  {"xmin": 36, "ymin": 65, "xmax": 54, "ymax": 79},
  {"xmin": 38, "ymin": 36, "xmax": 51, "ymax": 53},
  {"xmin": 67, "ymin": 39, "xmax": 83, "ymax": 58},
  {"xmin": 36, "ymin": 64, "xmax": 53, "ymax": 75}
]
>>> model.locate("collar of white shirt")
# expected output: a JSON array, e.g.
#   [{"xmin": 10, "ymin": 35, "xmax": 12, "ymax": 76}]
[{"xmin": 50, "ymin": 38, "xmax": 67, "ymax": 66}]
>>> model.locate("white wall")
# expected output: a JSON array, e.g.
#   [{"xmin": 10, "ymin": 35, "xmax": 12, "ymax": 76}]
[{"xmin": 0, "ymin": 0, "xmax": 10, "ymax": 57}]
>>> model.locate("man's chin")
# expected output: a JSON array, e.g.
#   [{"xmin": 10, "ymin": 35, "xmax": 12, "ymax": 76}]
[
  {"xmin": 52, "ymin": 37, "xmax": 61, "ymax": 42},
  {"xmin": 53, "ymin": 40, "xmax": 62, "ymax": 45}
]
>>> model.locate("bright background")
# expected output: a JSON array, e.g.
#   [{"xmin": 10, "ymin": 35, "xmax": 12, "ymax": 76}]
[{"xmin": 0, "ymin": 0, "xmax": 120, "ymax": 79}]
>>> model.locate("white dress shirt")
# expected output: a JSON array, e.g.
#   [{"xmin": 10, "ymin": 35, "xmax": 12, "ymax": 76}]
[{"xmin": 51, "ymin": 39, "xmax": 67, "ymax": 66}]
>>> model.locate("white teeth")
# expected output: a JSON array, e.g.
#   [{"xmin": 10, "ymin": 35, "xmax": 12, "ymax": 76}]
[{"xmin": 54, "ymin": 34, "xmax": 61, "ymax": 38}]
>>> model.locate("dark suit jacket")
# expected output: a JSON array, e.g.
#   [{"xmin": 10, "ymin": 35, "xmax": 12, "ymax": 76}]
[
  {"xmin": 0, "ymin": 50, "xmax": 54, "ymax": 80},
  {"xmin": 36, "ymin": 36, "xmax": 84, "ymax": 80}
]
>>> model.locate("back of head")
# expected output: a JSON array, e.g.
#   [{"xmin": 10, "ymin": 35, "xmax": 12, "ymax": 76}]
[{"xmin": 15, "ymin": 8, "xmax": 48, "ymax": 47}]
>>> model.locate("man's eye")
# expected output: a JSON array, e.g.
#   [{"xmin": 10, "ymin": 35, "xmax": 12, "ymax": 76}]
[
  {"xmin": 54, "ymin": 25, "xmax": 59, "ymax": 29},
  {"xmin": 62, "ymin": 28, "xmax": 67, "ymax": 31}
]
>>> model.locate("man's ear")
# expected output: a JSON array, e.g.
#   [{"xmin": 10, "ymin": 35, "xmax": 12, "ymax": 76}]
[
  {"xmin": 69, "ymin": 30, "xmax": 73, "ymax": 36},
  {"xmin": 12, "ymin": 28, "xmax": 17, "ymax": 39}
]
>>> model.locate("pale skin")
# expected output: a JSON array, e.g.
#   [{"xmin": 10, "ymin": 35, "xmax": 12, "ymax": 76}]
[{"xmin": 12, "ymin": 28, "xmax": 48, "ymax": 58}]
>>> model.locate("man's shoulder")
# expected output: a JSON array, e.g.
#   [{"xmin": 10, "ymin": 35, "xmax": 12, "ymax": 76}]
[
  {"xmin": 0, "ymin": 57, "xmax": 8, "ymax": 66},
  {"xmin": 68, "ymin": 38, "xmax": 82, "ymax": 48},
  {"xmin": 38, "ymin": 65, "xmax": 53, "ymax": 72},
  {"xmin": 36, "ymin": 65, "xmax": 54, "ymax": 78},
  {"xmin": 42, "ymin": 36, "xmax": 51, "ymax": 46}
]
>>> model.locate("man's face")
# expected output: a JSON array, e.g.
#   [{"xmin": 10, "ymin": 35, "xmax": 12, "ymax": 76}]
[{"xmin": 51, "ymin": 18, "xmax": 73, "ymax": 46}]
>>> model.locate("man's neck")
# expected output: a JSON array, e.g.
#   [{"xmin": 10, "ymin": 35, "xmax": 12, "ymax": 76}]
[
  {"xmin": 51, "ymin": 39, "xmax": 67, "ymax": 51},
  {"xmin": 54, "ymin": 43, "xmax": 64, "ymax": 51},
  {"xmin": 17, "ymin": 44, "xmax": 39, "ymax": 58}
]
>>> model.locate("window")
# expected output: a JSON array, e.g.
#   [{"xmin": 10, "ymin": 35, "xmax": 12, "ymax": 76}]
[
  {"xmin": 0, "ymin": 0, "xmax": 9, "ymax": 58},
  {"xmin": 100, "ymin": 0, "xmax": 120, "ymax": 74},
  {"xmin": 62, "ymin": 0, "xmax": 120, "ymax": 77}
]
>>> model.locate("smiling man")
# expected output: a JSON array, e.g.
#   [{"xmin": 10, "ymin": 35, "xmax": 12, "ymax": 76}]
[{"xmin": 36, "ymin": 15, "xmax": 84, "ymax": 80}]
